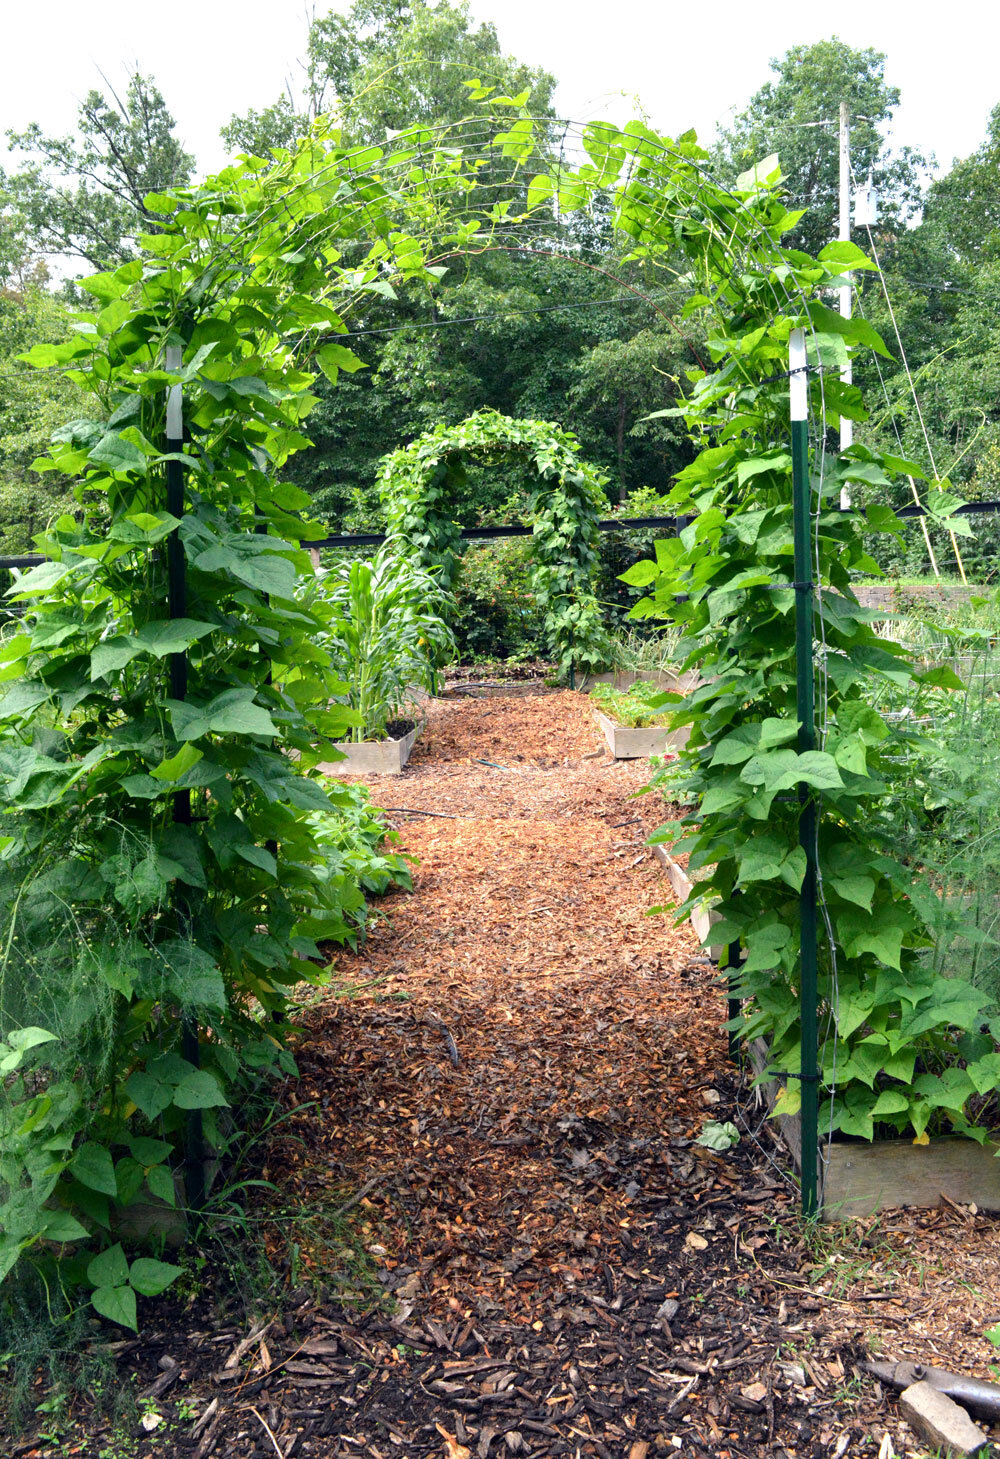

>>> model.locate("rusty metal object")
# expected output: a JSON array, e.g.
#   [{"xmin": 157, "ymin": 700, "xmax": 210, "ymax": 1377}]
[{"xmin": 863, "ymin": 1358, "xmax": 1000, "ymax": 1422}]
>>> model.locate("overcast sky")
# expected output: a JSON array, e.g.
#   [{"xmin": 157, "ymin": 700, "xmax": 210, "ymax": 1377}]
[{"xmin": 3, "ymin": 0, "xmax": 998, "ymax": 180}]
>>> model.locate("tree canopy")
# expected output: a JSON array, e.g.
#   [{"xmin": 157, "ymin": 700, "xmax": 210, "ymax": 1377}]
[
  {"xmin": 714, "ymin": 38, "xmax": 929, "ymax": 255},
  {"xmin": 2, "ymin": 73, "xmax": 193, "ymax": 272},
  {"xmin": 222, "ymin": 0, "xmax": 555, "ymax": 154}
]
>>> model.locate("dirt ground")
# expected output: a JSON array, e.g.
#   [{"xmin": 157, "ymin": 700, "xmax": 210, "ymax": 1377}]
[{"xmin": 12, "ymin": 688, "xmax": 1000, "ymax": 1459}]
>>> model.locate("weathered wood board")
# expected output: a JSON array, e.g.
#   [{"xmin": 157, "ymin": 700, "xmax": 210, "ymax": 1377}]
[
  {"xmin": 651, "ymin": 844, "xmax": 723, "ymax": 960},
  {"xmin": 578, "ymin": 668, "xmax": 700, "ymax": 694},
  {"xmin": 319, "ymin": 724, "xmax": 416, "ymax": 776},
  {"xmin": 594, "ymin": 708, "xmax": 690, "ymax": 759},
  {"xmin": 748, "ymin": 1039, "xmax": 1000, "ymax": 1220}
]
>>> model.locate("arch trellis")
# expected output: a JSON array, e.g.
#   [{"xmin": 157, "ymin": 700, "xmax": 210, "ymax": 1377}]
[
  {"xmin": 0, "ymin": 92, "xmax": 977, "ymax": 1308},
  {"xmin": 377, "ymin": 409, "xmax": 612, "ymax": 676}
]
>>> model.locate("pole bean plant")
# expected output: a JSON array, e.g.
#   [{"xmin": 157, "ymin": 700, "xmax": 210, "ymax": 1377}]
[
  {"xmin": 377, "ymin": 410, "xmax": 614, "ymax": 677},
  {"xmin": 0, "ymin": 113, "xmax": 538, "ymax": 1325},
  {"xmin": 570, "ymin": 145, "xmax": 1000, "ymax": 1152}
]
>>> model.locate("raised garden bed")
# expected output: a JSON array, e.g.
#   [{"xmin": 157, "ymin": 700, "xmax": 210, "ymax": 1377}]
[
  {"xmin": 590, "ymin": 673, "xmax": 695, "ymax": 760},
  {"xmin": 320, "ymin": 720, "xmax": 416, "ymax": 776},
  {"xmin": 652, "ymin": 845, "xmax": 1000, "ymax": 1219},
  {"xmin": 748, "ymin": 1040, "xmax": 1000, "ymax": 1221},
  {"xmin": 594, "ymin": 707, "xmax": 688, "ymax": 759},
  {"xmin": 652, "ymin": 844, "xmax": 723, "ymax": 959}
]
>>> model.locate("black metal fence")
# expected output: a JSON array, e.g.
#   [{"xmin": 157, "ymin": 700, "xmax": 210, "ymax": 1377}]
[{"xmin": 2, "ymin": 498, "xmax": 998, "ymax": 610}]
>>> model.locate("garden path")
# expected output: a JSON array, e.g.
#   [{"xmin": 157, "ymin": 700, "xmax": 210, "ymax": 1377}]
[
  {"xmin": 40, "ymin": 690, "xmax": 1000, "ymax": 1459},
  {"xmin": 247, "ymin": 690, "xmax": 895, "ymax": 1458}
]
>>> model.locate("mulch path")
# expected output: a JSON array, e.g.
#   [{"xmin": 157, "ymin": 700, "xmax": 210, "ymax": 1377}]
[{"xmin": 12, "ymin": 688, "xmax": 1000, "ymax": 1459}]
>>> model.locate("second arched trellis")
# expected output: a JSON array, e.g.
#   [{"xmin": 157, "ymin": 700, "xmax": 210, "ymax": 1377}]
[{"xmin": 376, "ymin": 409, "xmax": 612, "ymax": 678}]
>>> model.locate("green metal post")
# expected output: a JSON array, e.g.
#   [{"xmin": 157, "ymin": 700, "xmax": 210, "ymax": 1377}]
[
  {"xmin": 166, "ymin": 346, "xmax": 205, "ymax": 1213},
  {"xmin": 789, "ymin": 328, "xmax": 819, "ymax": 1218}
]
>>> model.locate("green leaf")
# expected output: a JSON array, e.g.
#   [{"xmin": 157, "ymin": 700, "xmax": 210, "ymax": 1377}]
[
  {"xmin": 772, "ymin": 1084, "xmax": 801, "ymax": 1118},
  {"xmin": 151, "ymin": 743, "xmax": 204, "ymax": 781},
  {"xmin": 192, "ymin": 542, "xmax": 298, "ymax": 598},
  {"xmin": 869, "ymin": 1089, "xmax": 909, "ymax": 1118},
  {"xmin": 91, "ymin": 620, "xmax": 216, "ymax": 681},
  {"xmin": 736, "ymin": 451, "xmax": 791, "ymax": 485},
  {"xmin": 695, "ymin": 1120, "xmax": 739, "ymax": 1151},
  {"xmin": 758, "ymin": 718, "xmax": 799, "ymax": 751},
  {"xmin": 145, "ymin": 1164, "xmax": 177, "ymax": 1207},
  {"xmin": 168, "ymin": 689, "xmax": 278, "ymax": 742},
  {"xmin": 736, "ymin": 154, "xmax": 780, "ymax": 191},
  {"xmin": 711, "ymin": 726, "xmax": 759, "ymax": 766},
  {"xmin": 236, "ymin": 844, "xmax": 278, "ymax": 877},
  {"xmin": 88, "ymin": 432, "xmax": 149, "ymax": 475},
  {"xmin": 817, "ymin": 240, "xmax": 877, "ymax": 271},
  {"xmin": 129, "ymin": 1257, "xmax": 182, "ymax": 1296},
  {"xmin": 740, "ymin": 748, "xmax": 842, "ymax": 795},
  {"xmin": 72, "ymin": 1142, "xmax": 118, "ymax": 1196},
  {"xmin": 135, "ymin": 619, "xmax": 216, "ymax": 656},
  {"xmin": 795, "ymin": 752, "xmax": 845, "ymax": 791},
  {"xmin": 7, "ymin": 559, "xmax": 73, "ymax": 597},
  {"xmin": 915, "ymin": 665, "xmax": 964, "ymax": 691},
  {"xmin": 527, "ymin": 173, "xmax": 556, "ymax": 210},
  {"xmin": 42, "ymin": 1209, "xmax": 89, "ymax": 1243},
  {"xmin": 87, "ymin": 1243, "xmax": 129, "ymax": 1289},
  {"xmin": 830, "ymin": 875, "xmax": 875, "ymax": 911},
  {"xmin": 315, "ymin": 343, "xmax": 367, "ymax": 383},
  {"xmin": 6, "ymin": 1027, "xmax": 57, "ymax": 1054},
  {"xmin": 833, "ymin": 736, "xmax": 868, "ymax": 776},
  {"xmin": 115, "ymin": 1156, "xmax": 145, "ymax": 1206},
  {"xmin": 91, "ymin": 1283, "xmax": 137, "ymax": 1331},
  {"xmin": 90, "ymin": 638, "xmax": 140, "ymax": 680},
  {"xmin": 79, "ymin": 271, "xmax": 127, "ymax": 302},
  {"xmin": 172, "ymin": 1069, "xmax": 229, "ymax": 1110},
  {"xmin": 125, "ymin": 1070, "xmax": 173, "ymax": 1121},
  {"xmin": 129, "ymin": 1137, "xmax": 172, "ymax": 1166},
  {"xmin": 618, "ymin": 560, "xmax": 658, "ymax": 587},
  {"xmin": 742, "ymin": 923, "xmax": 792, "ymax": 973}
]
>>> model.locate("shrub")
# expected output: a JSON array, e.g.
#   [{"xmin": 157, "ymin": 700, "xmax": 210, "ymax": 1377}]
[{"xmin": 452, "ymin": 539, "xmax": 548, "ymax": 663}]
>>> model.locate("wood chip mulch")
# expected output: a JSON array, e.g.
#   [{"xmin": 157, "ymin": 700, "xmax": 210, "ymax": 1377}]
[{"xmin": 13, "ymin": 690, "xmax": 1000, "ymax": 1459}]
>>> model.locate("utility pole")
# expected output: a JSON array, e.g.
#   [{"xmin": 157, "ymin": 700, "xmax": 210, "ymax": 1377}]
[{"xmin": 838, "ymin": 102, "xmax": 852, "ymax": 507}]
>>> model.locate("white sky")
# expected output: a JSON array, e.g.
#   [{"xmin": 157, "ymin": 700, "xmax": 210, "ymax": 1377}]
[{"xmin": 2, "ymin": 0, "xmax": 998, "ymax": 180}]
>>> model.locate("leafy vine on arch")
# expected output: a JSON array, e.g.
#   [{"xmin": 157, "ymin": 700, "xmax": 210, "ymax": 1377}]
[{"xmin": 377, "ymin": 409, "xmax": 613, "ymax": 675}]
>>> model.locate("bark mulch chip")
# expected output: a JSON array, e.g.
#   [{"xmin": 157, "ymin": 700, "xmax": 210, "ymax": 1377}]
[{"xmin": 14, "ymin": 692, "xmax": 1000, "ymax": 1458}]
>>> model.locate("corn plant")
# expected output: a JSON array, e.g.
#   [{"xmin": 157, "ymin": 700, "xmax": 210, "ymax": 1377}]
[{"xmin": 316, "ymin": 548, "xmax": 455, "ymax": 741}]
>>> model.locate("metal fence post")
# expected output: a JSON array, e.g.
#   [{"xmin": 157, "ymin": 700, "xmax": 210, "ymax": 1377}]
[
  {"xmin": 789, "ymin": 328, "xmax": 819, "ymax": 1219},
  {"xmin": 165, "ymin": 344, "xmax": 205, "ymax": 1212}
]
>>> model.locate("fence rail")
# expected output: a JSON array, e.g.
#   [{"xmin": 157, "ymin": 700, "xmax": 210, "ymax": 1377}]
[{"xmin": 1, "ymin": 500, "xmax": 998, "ymax": 577}]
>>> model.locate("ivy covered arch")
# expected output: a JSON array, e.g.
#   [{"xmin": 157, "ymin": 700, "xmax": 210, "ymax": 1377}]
[{"xmin": 377, "ymin": 410, "xmax": 612, "ymax": 675}]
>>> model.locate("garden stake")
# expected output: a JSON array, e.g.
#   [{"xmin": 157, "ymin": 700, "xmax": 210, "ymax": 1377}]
[
  {"xmin": 789, "ymin": 328, "xmax": 819, "ymax": 1218},
  {"xmin": 165, "ymin": 345, "xmax": 206, "ymax": 1212}
]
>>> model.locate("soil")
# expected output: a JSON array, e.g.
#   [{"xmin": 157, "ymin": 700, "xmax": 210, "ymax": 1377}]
[
  {"xmin": 384, "ymin": 718, "xmax": 416, "ymax": 741},
  {"xmin": 10, "ymin": 691, "xmax": 1000, "ymax": 1459}
]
